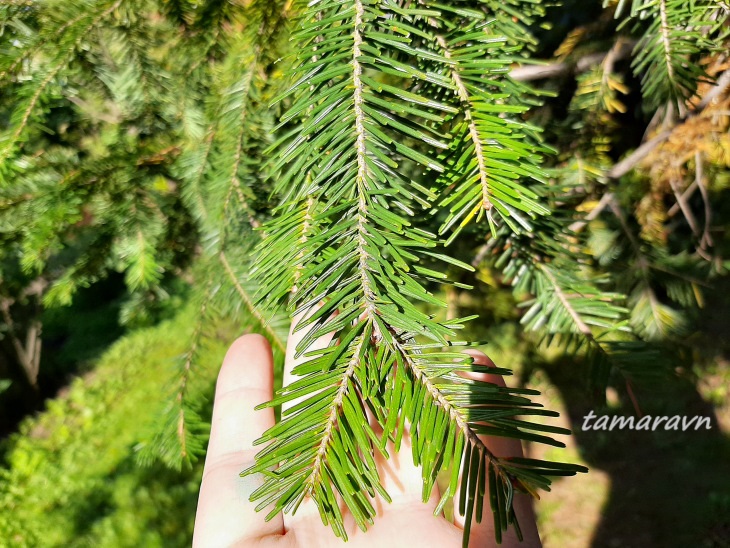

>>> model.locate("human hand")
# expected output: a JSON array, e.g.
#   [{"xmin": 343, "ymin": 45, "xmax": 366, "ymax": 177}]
[{"xmin": 193, "ymin": 312, "xmax": 542, "ymax": 548}]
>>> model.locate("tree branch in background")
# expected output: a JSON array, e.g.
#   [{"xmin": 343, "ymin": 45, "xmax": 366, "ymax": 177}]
[
  {"xmin": 607, "ymin": 70, "xmax": 730, "ymax": 180},
  {"xmin": 568, "ymin": 191, "xmax": 616, "ymax": 234},
  {"xmin": 695, "ymin": 151, "xmax": 714, "ymax": 257},
  {"xmin": 511, "ymin": 40, "xmax": 634, "ymax": 82},
  {"xmin": 219, "ymin": 251, "xmax": 285, "ymax": 354},
  {"xmin": 0, "ymin": 299, "xmax": 41, "ymax": 389},
  {"xmin": 565, "ymin": 68, "xmax": 730, "ymax": 236}
]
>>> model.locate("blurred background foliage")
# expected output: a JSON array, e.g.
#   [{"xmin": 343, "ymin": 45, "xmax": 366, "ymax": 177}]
[{"xmin": 0, "ymin": 0, "xmax": 728, "ymax": 546}]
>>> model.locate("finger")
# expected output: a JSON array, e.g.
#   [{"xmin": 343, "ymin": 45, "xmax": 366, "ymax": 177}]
[
  {"xmin": 193, "ymin": 334, "xmax": 283, "ymax": 547},
  {"xmin": 280, "ymin": 303, "xmax": 341, "ymax": 530},
  {"xmin": 461, "ymin": 349, "xmax": 523, "ymax": 457},
  {"xmin": 374, "ymin": 430, "xmax": 442, "ymax": 512},
  {"xmin": 453, "ymin": 350, "xmax": 541, "ymax": 547},
  {"xmin": 283, "ymin": 303, "xmax": 338, "ymax": 397}
]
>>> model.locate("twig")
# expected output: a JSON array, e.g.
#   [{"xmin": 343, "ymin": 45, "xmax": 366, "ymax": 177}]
[
  {"xmin": 625, "ymin": 379, "xmax": 643, "ymax": 418},
  {"xmin": 539, "ymin": 265, "xmax": 593, "ymax": 338},
  {"xmin": 668, "ymin": 177, "xmax": 699, "ymax": 235},
  {"xmin": 607, "ymin": 195, "xmax": 652, "ymax": 275},
  {"xmin": 510, "ymin": 62, "xmax": 570, "ymax": 82},
  {"xmin": 568, "ymin": 191, "xmax": 615, "ymax": 233},
  {"xmin": 0, "ymin": 298, "xmax": 41, "ymax": 388},
  {"xmin": 471, "ymin": 243, "xmax": 489, "ymax": 268},
  {"xmin": 219, "ymin": 251, "xmax": 286, "ymax": 354},
  {"xmin": 667, "ymin": 181, "xmax": 698, "ymax": 217},
  {"xmin": 695, "ymin": 151, "xmax": 714, "ymax": 253},
  {"xmin": 510, "ymin": 41, "xmax": 634, "ymax": 82},
  {"xmin": 606, "ymin": 129, "xmax": 674, "ymax": 180},
  {"xmin": 606, "ymin": 69, "xmax": 730, "ymax": 180},
  {"xmin": 697, "ymin": 69, "xmax": 730, "ymax": 110}
]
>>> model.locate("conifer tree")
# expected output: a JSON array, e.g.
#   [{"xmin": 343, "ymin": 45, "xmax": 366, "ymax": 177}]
[{"xmin": 0, "ymin": 0, "xmax": 727, "ymax": 545}]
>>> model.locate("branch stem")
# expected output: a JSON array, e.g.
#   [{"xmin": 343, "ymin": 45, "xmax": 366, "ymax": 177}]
[
  {"xmin": 436, "ymin": 35, "xmax": 492, "ymax": 213},
  {"xmin": 219, "ymin": 251, "xmax": 286, "ymax": 353}
]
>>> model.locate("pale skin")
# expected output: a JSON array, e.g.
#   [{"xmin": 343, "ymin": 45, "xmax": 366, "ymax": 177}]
[{"xmin": 193, "ymin": 310, "xmax": 542, "ymax": 548}]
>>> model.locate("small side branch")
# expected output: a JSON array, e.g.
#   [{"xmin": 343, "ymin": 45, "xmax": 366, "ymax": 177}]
[
  {"xmin": 510, "ymin": 41, "xmax": 634, "ymax": 82},
  {"xmin": 539, "ymin": 265, "xmax": 593, "ymax": 338},
  {"xmin": 304, "ymin": 331, "xmax": 366, "ymax": 493},
  {"xmin": 606, "ymin": 70, "xmax": 730, "ymax": 180},
  {"xmin": 0, "ymin": 298, "xmax": 42, "ymax": 389},
  {"xmin": 219, "ymin": 251, "xmax": 286, "ymax": 353}
]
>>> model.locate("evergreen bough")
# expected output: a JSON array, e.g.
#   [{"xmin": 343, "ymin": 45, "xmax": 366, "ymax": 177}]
[{"xmin": 0, "ymin": 0, "xmax": 727, "ymax": 545}]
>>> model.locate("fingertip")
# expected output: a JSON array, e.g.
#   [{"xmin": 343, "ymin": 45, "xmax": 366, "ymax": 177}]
[
  {"xmin": 228, "ymin": 332, "xmax": 272, "ymax": 354},
  {"xmin": 461, "ymin": 349, "xmax": 506, "ymax": 387},
  {"xmin": 224, "ymin": 333, "xmax": 272, "ymax": 364},
  {"xmin": 217, "ymin": 333, "xmax": 274, "ymax": 396},
  {"xmin": 463, "ymin": 349, "xmax": 496, "ymax": 367}
]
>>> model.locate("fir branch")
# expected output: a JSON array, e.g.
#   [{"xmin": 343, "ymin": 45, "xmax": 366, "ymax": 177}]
[
  {"xmin": 304, "ymin": 328, "xmax": 367, "ymax": 493},
  {"xmin": 246, "ymin": 2, "xmax": 585, "ymax": 544},
  {"xmin": 293, "ymin": 195, "xmax": 316, "ymax": 288},
  {"xmin": 174, "ymin": 287, "xmax": 211, "ymax": 461},
  {"xmin": 394, "ymin": 336, "xmax": 496, "ymax": 465},
  {"xmin": 352, "ymin": 0, "xmax": 377, "ymax": 314},
  {"xmin": 0, "ymin": 9, "xmax": 89, "ymax": 82},
  {"xmin": 658, "ymin": 0, "xmax": 676, "ymax": 91},
  {"xmin": 179, "ymin": 127, "xmax": 215, "ymax": 223},
  {"xmin": 433, "ymin": 17, "xmax": 550, "ymax": 241},
  {"xmin": 436, "ymin": 35, "xmax": 494, "ymax": 218},
  {"xmin": 615, "ymin": 0, "xmax": 718, "ymax": 109},
  {"xmin": 538, "ymin": 264, "xmax": 595, "ymax": 339},
  {"xmin": 223, "ymin": 62, "xmax": 257, "ymax": 215},
  {"xmin": 135, "ymin": 288, "xmax": 216, "ymax": 470},
  {"xmin": 0, "ymin": 0, "xmax": 125, "ymax": 167},
  {"xmin": 219, "ymin": 251, "xmax": 286, "ymax": 354}
]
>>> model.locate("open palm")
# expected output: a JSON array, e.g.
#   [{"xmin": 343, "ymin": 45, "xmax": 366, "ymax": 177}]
[{"xmin": 193, "ymin": 312, "xmax": 541, "ymax": 548}]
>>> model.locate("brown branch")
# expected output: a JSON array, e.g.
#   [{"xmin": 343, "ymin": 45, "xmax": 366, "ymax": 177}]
[
  {"xmin": 697, "ymin": 69, "xmax": 730, "ymax": 110},
  {"xmin": 625, "ymin": 379, "xmax": 643, "ymax": 418},
  {"xmin": 471, "ymin": 243, "xmax": 491, "ymax": 268},
  {"xmin": 0, "ymin": 298, "xmax": 41, "ymax": 388},
  {"xmin": 695, "ymin": 151, "xmax": 714, "ymax": 254},
  {"xmin": 606, "ymin": 69, "xmax": 730, "ymax": 180},
  {"xmin": 668, "ymin": 177, "xmax": 700, "ymax": 235},
  {"xmin": 667, "ymin": 181, "xmax": 698, "ymax": 217},
  {"xmin": 510, "ymin": 41, "xmax": 634, "ymax": 82},
  {"xmin": 568, "ymin": 191, "xmax": 615, "ymax": 233},
  {"xmin": 605, "ymin": 129, "xmax": 674, "ymax": 180}
]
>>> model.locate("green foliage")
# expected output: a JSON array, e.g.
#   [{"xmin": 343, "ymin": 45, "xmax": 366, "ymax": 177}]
[
  {"xmin": 0, "ymin": 2, "xmax": 194, "ymax": 316},
  {"xmin": 246, "ymin": 0, "xmax": 587, "ymax": 544},
  {"xmin": 435, "ymin": 8, "xmax": 551, "ymax": 241},
  {"xmin": 610, "ymin": 0, "xmax": 720, "ymax": 110},
  {"xmin": 0, "ymin": 305, "xmax": 231, "ymax": 547},
  {"xmin": 0, "ymin": 0, "xmax": 728, "ymax": 546}
]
